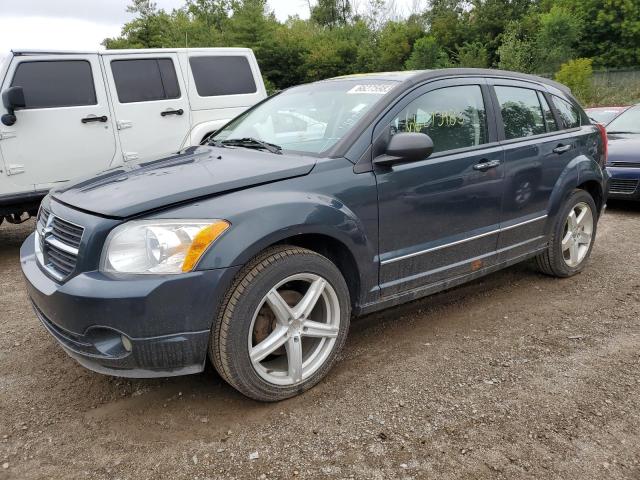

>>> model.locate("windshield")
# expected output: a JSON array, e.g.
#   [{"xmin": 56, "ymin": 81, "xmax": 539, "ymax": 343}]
[
  {"xmin": 588, "ymin": 108, "xmax": 626, "ymax": 125},
  {"xmin": 0, "ymin": 53, "xmax": 9, "ymax": 75},
  {"xmin": 213, "ymin": 80, "xmax": 398, "ymax": 154},
  {"xmin": 607, "ymin": 105, "xmax": 640, "ymax": 133}
]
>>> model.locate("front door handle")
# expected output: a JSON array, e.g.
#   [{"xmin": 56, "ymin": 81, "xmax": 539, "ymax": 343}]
[
  {"xmin": 473, "ymin": 159, "xmax": 501, "ymax": 171},
  {"xmin": 161, "ymin": 109, "xmax": 184, "ymax": 117},
  {"xmin": 81, "ymin": 115, "xmax": 108, "ymax": 124},
  {"xmin": 553, "ymin": 144, "xmax": 572, "ymax": 154}
]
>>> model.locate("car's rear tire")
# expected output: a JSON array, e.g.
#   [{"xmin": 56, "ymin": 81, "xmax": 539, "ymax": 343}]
[
  {"xmin": 210, "ymin": 245, "xmax": 351, "ymax": 402},
  {"xmin": 536, "ymin": 189, "xmax": 598, "ymax": 277}
]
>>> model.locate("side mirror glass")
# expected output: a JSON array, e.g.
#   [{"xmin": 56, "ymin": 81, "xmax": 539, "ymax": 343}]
[
  {"xmin": 2, "ymin": 86, "xmax": 26, "ymax": 126},
  {"xmin": 374, "ymin": 132, "xmax": 434, "ymax": 167}
]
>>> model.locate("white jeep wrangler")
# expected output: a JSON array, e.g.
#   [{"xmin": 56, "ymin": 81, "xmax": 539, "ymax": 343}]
[{"xmin": 0, "ymin": 48, "xmax": 266, "ymax": 225}]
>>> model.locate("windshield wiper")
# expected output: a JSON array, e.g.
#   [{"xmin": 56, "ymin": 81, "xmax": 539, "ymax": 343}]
[
  {"xmin": 221, "ymin": 137, "xmax": 283, "ymax": 154},
  {"xmin": 607, "ymin": 131, "xmax": 640, "ymax": 134}
]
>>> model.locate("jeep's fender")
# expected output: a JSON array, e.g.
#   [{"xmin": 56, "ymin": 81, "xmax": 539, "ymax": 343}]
[{"xmin": 184, "ymin": 119, "xmax": 232, "ymax": 147}]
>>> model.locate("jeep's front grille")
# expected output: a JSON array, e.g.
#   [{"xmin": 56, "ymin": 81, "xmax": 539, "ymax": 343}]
[
  {"xmin": 609, "ymin": 161, "xmax": 640, "ymax": 168},
  {"xmin": 609, "ymin": 179, "xmax": 639, "ymax": 194},
  {"xmin": 36, "ymin": 207, "xmax": 84, "ymax": 281}
]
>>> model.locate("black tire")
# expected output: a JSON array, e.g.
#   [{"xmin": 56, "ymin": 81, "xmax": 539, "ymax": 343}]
[
  {"xmin": 210, "ymin": 245, "xmax": 351, "ymax": 402},
  {"xmin": 536, "ymin": 189, "xmax": 598, "ymax": 277}
]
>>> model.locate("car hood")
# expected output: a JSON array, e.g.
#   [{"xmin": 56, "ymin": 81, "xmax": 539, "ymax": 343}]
[
  {"xmin": 607, "ymin": 135, "xmax": 640, "ymax": 165},
  {"xmin": 51, "ymin": 146, "xmax": 317, "ymax": 218}
]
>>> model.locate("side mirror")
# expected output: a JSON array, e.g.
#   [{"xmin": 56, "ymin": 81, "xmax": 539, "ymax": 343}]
[
  {"xmin": 2, "ymin": 86, "xmax": 26, "ymax": 126},
  {"xmin": 374, "ymin": 132, "xmax": 434, "ymax": 167}
]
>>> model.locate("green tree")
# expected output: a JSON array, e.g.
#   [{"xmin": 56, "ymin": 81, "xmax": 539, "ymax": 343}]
[
  {"xmin": 310, "ymin": 0, "xmax": 352, "ymax": 28},
  {"xmin": 557, "ymin": 0, "xmax": 640, "ymax": 68},
  {"xmin": 497, "ymin": 21, "xmax": 535, "ymax": 73},
  {"xmin": 405, "ymin": 36, "xmax": 451, "ymax": 70},
  {"xmin": 555, "ymin": 58, "xmax": 593, "ymax": 103},
  {"xmin": 535, "ymin": 6, "xmax": 582, "ymax": 73},
  {"xmin": 456, "ymin": 41, "xmax": 489, "ymax": 68}
]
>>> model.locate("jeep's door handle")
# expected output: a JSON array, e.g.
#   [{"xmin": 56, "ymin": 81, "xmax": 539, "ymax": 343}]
[
  {"xmin": 553, "ymin": 144, "xmax": 572, "ymax": 154},
  {"xmin": 473, "ymin": 159, "xmax": 501, "ymax": 171},
  {"xmin": 81, "ymin": 115, "xmax": 108, "ymax": 124},
  {"xmin": 161, "ymin": 109, "xmax": 184, "ymax": 117}
]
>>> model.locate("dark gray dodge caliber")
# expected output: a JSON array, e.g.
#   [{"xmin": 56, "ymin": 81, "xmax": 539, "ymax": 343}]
[{"xmin": 21, "ymin": 69, "xmax": 610, "ymax": 401}]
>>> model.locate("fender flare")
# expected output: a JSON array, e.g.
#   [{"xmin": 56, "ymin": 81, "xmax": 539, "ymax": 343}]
[
  {"xmin": 195, "ymin": 192, "xmax": 378, "ymax": 306},
  {"xmin": 545, "ymin": 155, "xmax": 604, "ymax": 234}
]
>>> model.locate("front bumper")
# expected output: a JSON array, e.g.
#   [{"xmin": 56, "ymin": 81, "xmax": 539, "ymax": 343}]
[
  {"xmin": 606, "ymin": 166, "xmax": 640, "ymax": 200},
  {"xmin": 21, "ymin": 233, "xmax": 240, "ymax": 378}
]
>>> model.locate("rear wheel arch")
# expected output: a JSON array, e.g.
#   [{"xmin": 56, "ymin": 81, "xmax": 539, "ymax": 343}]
[{"xmin": 577, "ymin": 179, "xmax": 604, "ymax": 214}]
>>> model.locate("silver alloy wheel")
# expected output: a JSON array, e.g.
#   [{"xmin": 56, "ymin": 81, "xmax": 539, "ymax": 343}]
[
  {"xmin": 562, "ymin": 201, "xmax": 594, "ymax": 267},
  {"xmin": 248, "ymin": 273, "xmax": 341, "ymax": 386}
]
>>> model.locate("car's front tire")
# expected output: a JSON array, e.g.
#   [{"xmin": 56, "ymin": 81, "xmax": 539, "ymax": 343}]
[
  {"xmin": 210, "ymin": 245, "xmax": 351, "ymax": 402},
  {"xmin": 536, "ymin": 189, "xmax": 598, "ymax": 277}
]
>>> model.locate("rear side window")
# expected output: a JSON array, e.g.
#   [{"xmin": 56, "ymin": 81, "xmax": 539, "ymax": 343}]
[
  {"xmin": 111, "ymin": 58, "xmax": 180, "ymax": 103},
  {"xmin": 551, "ymin": 95, "xmax": 581, "ymax": 129},
  {"xmin": 189, "ymin": 56, "xmax": 257, "ymax": 96},
  {"xmin": 495, "ymin": 86, "xmax": 546, "ymax": 139},
  {"xmin": 538, "ymin": 92, "xmax": 558, "ymax": 132},
  {"xmin": 390, "ymin": 85, "xmax": 488, "ymax": 154},
  {"xmin": 11, "ymin": 60, "xmax": 96, "ymax": 109}
]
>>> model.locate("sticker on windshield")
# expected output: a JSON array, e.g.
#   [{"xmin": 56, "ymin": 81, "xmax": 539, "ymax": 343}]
[{"xmin": 347, "ymin": 84, "xmax": 394, "ymax": 95}]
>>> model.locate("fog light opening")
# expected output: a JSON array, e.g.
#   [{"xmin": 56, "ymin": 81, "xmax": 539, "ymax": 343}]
[{"xmin": 121, "ymin": 335, "xmax": 133, "ymax": 352}]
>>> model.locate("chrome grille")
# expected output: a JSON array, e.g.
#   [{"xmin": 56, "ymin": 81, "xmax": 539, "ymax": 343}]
[
  {"xmin": 35, "ymin": 207, "xmax": 84, "ymax": 281},
  {"xmin": 609, "ymin": 179, "xmax": 639, "ymax": 194},
  {"xmin": 609, "ymin": 161, "xmax": 640, "ymax": 168}
]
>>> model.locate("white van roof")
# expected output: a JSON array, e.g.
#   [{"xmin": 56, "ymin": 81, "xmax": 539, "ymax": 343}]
[{"xmin": 11, "ymin": 47, "xmax": 254, "ymax": 56}]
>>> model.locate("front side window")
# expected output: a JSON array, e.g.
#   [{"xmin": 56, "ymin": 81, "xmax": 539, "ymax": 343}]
[
  {"xmin": 390, "ymin": 85, "xmax": 488, "ymax": 154},
  {"xmin": 111, "ymin": 58, "xmax": 180, "ymax": 103},
  {"xmin": 214, "ymin": 80, "xmax": 397, "ymax": 154},
  {"xmin": 189, "ymin": 56, "xmax": 257, "ymax": 97},
  {"xmin": 11, "ymin": 60, "xmax": 96, "ymax": 109},
  {"xmin": 551, "ymin": 95, "xmax": 581, "ymax": 129},
  {"xmin": 495, "ymin": 86, "xmax": 546, "ymax": 140},
  {"xmin": 605, "ymin": 105, "xmax": 640, "ymax": 134}
]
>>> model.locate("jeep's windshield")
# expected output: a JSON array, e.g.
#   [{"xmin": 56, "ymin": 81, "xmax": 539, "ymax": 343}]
[
  {"xmin": 213, "ymin": 80, "xmax": 398, "ymax": 154},
  {"xmin": 0, "ymin": 53, "xmax": 9, "ymax": 74},
  {"xmin": 607, "ymin": 105, "xmax": 640, "ymax": 134}
]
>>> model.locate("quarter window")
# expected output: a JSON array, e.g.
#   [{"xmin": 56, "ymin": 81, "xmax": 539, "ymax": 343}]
[
  {"xmin": 111, "ymin": 58, "xmax": 180, "ymax": 103},
  {"xmin": 390, "ymin": 85, "xmax": 488, "ymax": 154},
  {"xmin": 551, "ymin": 95, "xmax": 581, "ymax": 129},
  {"xmin": 11, "ymin": 60, "xmax": 96, "ymax": 109},
  {"xmin": 495, "ymin": 86, "xmax": 546, "ymax": 139},
  {"xmin": 189, "ymin": 56, "xmax": 257, "ymax": 97}
]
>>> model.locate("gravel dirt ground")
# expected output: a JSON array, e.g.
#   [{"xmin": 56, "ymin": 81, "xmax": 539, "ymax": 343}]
[{"xmin": 1, "ymin": 203, "xmax": 639, "ymax": 480}]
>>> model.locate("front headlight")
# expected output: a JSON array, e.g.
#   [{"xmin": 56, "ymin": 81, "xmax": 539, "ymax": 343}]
[{"xmin": 100, "ymin": 219, "xmax": 230, "ymax": 274}]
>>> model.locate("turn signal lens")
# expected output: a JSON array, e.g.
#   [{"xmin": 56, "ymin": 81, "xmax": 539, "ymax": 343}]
[{"xmin": 182, "ymin": 221, "xmax": 230, "ymax": 272}]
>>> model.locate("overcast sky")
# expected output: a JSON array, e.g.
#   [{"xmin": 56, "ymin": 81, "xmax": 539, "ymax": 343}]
[{"xmin": 0, "ymin": 0, "xmax": 421, "ymax": 55}]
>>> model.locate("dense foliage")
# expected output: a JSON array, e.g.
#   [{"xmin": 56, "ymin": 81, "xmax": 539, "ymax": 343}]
[{"xmin": 104, "ymin": 0, "xmax": 640, "ymax": 93}]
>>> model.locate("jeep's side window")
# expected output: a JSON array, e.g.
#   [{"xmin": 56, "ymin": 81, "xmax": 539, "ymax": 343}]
[
  {"xmin": 495, "ymin": 86, "xmax": 546, "ymax": 139},
  {"xmin": 390, "ymin": 85, "xmax": 488, "ymax": 154},
  {"xmin": 11, "ymin": 60, "xmax": 97, "ymax": 109},
  {"xmin": 111, "ymin": 58, "xmax": 180, "ymax": 103},
  {"xmin": 551, "ymin": 95, "xmax": 581, "ymax": 129},
  {"xmin": 189, "ymin": 56, "xmax": 257, "ymax": 97}
]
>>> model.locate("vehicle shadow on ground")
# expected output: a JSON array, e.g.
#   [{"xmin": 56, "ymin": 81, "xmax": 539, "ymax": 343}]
[
  {"xmin": 606, "ymin": 199, "xmax": 640, "ymax": 214},
  {"xmin": 75, "ymin": 259, "xmax": 541, "ymax": 436}
]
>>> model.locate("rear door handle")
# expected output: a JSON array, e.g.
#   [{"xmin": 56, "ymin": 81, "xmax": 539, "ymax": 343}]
[
  {"xmin": 473, "ymin": 159, "xmax": 501, "ymax": 171},
  {"xmin": 161, "ymin": 109, "xmax": 184, "ymax": 117},
  {"xmin": 553, "ymin": 144, "xmax": 572, "ymax": 154},
  {"xmin": 81, "ymin": 115, "xmax": 108, "ymax": 124}
]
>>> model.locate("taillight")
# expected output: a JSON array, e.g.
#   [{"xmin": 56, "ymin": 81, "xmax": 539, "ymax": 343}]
[{"xmin": 595, "ymin": 122, "xmax": 608, "ymax": 166}]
